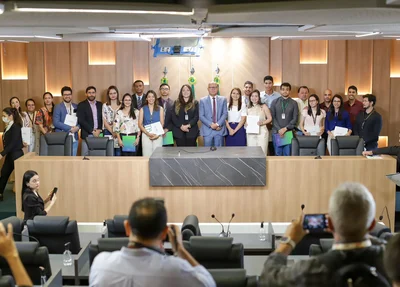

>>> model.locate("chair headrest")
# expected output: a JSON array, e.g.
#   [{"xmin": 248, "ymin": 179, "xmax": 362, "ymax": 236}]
[
  {"xmin": 97, "ymin": 238, "xmax": 129, "ymax": 252},
  {"xmin": 106, "ymin": 215, "xmax": 128, "ymax": 233},
  {"xmin": 296, "ymin": 136, "xmax": 321, "ymax": 148},
  {"xmin": 189, "ymin": 237, "xmax": 235, "ymax": 259},
  {"xmin": 320, "ymin": 238, "xmax": 334, "ymax": 252},
  {"xmin": 1, "ymin": 216, "xmax": 22, "ymax": 230},
  {"xmin": 44, "ymin": 132, "xmax": 69, "ymax": 145},
  {"xmin": 27, "ymin": 216, "xmax": 70, "ymax": 234},
  {"xmin": 336, "ymin": 136, "xmax": 360, "ymax": 149},
  {"xmin": 181, "ymin": 215, "xmax": 201, "ymax": 236},
  {"xmin": 86, "ymin": 137, "xmax": 110, "ymax": 150}
]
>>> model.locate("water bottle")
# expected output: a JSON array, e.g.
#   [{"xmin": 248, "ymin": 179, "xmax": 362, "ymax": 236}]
[
  {"xmin": 63, "ymin": 242, "xmax": 73, "ymax": 266},
  {"xmin": 40, "ymin": 267, "xmax": 47, "ymax": 286},
  {"xmin": 259, "ymin": 221, "xmax": 266, "ymax": 241}
]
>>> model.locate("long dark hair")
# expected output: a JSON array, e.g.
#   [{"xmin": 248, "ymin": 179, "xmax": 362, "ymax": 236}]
[
  {"xmin": 42, "ymin": 92, "xmax": 54, "ymax": 116},
  {"xmin": 307, "ymin": 94, "xmax": 321, "ymax": 116},
  {"xmin": 175, "ymin": 84, "xmax": 194, "ymax": 115},
  {"xmin": 3, "ymin": 107, "xmax": 22, "ymax": 126},
  {"xmin": 9, "ymin": 97, "xmax": 23, "ymax": 114},
  {"xmin": 21, "ymin": 170, "xmax": 38, "ymax": 212},
  {"xmin": 329, "ymin": 94, "xmax": 344, "ymax": 121},
  {"xmin": 106, "ymin": 85, "xmax": 121, "ymax": 106},
  {"xmin": 144, "ymin": 90, "xmax": 159, "ymax": 111},
  {"xmin": 228, "ymin": 88, "xmax": 242, "ymax": 111},
  {"xmin": 248, "ymin": 90, "xmax": 262, "ymax": 108},
  {"xmin": 119, "ymin": 93, "xmax": 137, "ymax": 119}
]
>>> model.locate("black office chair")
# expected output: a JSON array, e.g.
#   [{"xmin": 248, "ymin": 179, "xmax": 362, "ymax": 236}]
[
  {"xmin": 0, "ymin": 216, "xmax": 24, "ymax": 241},
  {"xmin": 89, "ymin": 238, "xmax": 129, "ymax": 266},
  {"xmin": 181, "ymin": 215, "xmax": 202, "ymax": 241},
  {"xmin": 86, "ymin": 137, "xmax": 114, "ymax": 156},
  {"xmin": 26, "ymin": 216, "xmax": 81, "ymax": 254},
  {"xmin": 0, "ymin": 276, "xmax": 14, "ymax": 287},
  {"xmin": 291, "ymin": 232, "xmax": 333, "ymax": 255},
  {"xmin": 105, "ymin": 215, "xmax": 129, "ymax": 238},
  {"xmin": 370, "ymin": 223, "xmax": 393, "ymax": 241},
  {"xmin": 331, "ymin": 136, "xmax": 364, "ymax": 156},
  {"xmin": 39, "ymin": 132, "xmax": 73, "ymax": 156},
  {"xmin": 309, "ymin": 238, "xmax": 334, "ymax": 256},
  {"xmin": 209, "ymin": 269, "xmax": 258, "ymax": 287},
  {"xmin": 0, "ymin": 242, "xmax": 51, "ymax": 285},
  {"xmin": 291, "ymin": 136, "xmax": 325, "ymax": 156},
  {"xmin": 183, "ymin": 237, "xmax": 244, "ymax": 269}
]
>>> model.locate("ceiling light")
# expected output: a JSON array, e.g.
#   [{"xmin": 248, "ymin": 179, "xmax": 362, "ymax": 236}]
[
  {"xmin": 298, "ymin": 25, "xmax": 317, "ymax": 32},
  {"xmin": 35, "ymin": 35, "xmax": 62, "ymax": 40},
  {"xmin": 0, "ymin": 35, "xmax": 32, "ymax": 38},
  {"xmin": 0, "ymin": 3, "xmax": 4, "ymax": 14},
  {"xmin": 355, "ymin": 32, "xmax": 381, "ymax": 38},
  {"xmin": 271, "ymin": 36, "xmax": 280, "ymax": 40}
]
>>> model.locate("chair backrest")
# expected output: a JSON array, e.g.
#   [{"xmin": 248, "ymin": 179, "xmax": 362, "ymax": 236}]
[
  {"xmin": 89, "ymin": 238, "xmax": 129, "ymax": 266},
  {"xmin": 181, "ymin": 215, "xmax": 202, "ymax": 241},
  {"xmin": 0, "ymin": 275, "xmax": 14, "ymax": 287},
  {"xmin": 0, "ymin": 216, "xmax": 23, "ymax": 241},
  {"xmin": 208, "ymin": 269, "xmax": 258, "ymax": 287},
  {"xmin": 291, "ymin": 232, "xmax": 333, "ymax": 255},
  {"xmin": 26, "ymin": 216, "xmax": 80, "ymax": 254},
  {"xmin": 105, "ymin": 215, "xmax": 129, "ymax": 238},
  {"xmin": 291, "ymin": 136, "xmax": 326, "ymax": 156},
  {"xmin": 0, "ymin": 242, "xmax": 51, "ymax": 285},
  {"xmin": 39, "ymin": 132, "xmax": 73, "ymax": 156},
  {"xmin": 331, "ymin": 136, "xmax": 364, "ymax": 156},
  {"xmin": 86, "ymin": 137, "xmax": 114, "ymax": 156},
  {"xmin": 309, "ymin": 238, "xmax": 334, "ymax": 256},
  {"xmin": 183, "ymin": 237, "xmax": 244, "ymax": 269}
]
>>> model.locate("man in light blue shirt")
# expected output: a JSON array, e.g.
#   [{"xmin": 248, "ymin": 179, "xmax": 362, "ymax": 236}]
[
  {"xmin": 90, "ymin": 198, "xmax": 216, "ymax": 287},
  {"xmin": 260, "ymin": 75, "xmax": 281, "ymax": 108}
]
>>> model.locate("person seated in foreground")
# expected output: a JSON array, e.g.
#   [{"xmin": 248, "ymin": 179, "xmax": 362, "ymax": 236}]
[
  {"xmin": 89, "ymin": 198, "xmax": 216, "ymax": 287},
  {"xmin": 384, "ymin": 233, "xmax": 400, "ymax": 287},
  {"xmin": 259, "ymin": 182, "xmax": 388, "ymax": 287}
]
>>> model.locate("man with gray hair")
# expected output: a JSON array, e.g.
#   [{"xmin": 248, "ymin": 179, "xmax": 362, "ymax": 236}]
[{"xmin": 259, "ymin": 182, "xmax": 388, "ymax": 287}]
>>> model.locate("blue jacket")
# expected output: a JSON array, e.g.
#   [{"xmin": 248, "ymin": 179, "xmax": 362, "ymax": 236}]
[
  {"xmin": 53, "ymin": 102, "xmax": 79, "ymax": 140},
  {"xmin": 199, "ymin": 95, "xmax": 228, "ymax": 137}
]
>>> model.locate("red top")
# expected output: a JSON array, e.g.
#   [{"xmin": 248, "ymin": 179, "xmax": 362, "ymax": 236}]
[{"xmin": 344, "ymin": 100, "xmax": 364, "ymax": 126}]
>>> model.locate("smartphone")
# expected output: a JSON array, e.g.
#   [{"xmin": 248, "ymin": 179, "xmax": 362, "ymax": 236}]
[
  {"xmin": 50, "ymin": 187, "xmax": 58, "ymax": 200},
  {"xmin": 303, "ymin": 214, "xmax": 327, "ymax": 232}
]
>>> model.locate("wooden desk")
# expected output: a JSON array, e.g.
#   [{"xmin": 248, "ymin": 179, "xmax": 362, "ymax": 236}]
[{"xmin": 15, "ymin": 153, "xmax": 397, "ymax": 230}]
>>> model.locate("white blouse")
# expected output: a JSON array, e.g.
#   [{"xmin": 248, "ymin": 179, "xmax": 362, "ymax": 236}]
[{"xmin": 227, "ymin": 104, "xmax": 247, "ymax": 123}]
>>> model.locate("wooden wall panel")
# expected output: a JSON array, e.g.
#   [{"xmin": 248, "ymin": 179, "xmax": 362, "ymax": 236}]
[
  {"xmin": 300, "ymin": 40, "xmax": 327, "ymax": 64},
  {"xmin": 149, "ymin": 56, "xmax": 180, "ymax": 99},
  {"xmin": 328, "ymin": 40, "xmax": 346, "ymax": 96},
  {"xmin": 300, "ymin": 64, "xmax": 328, "ymax": 96},
  {"xmin": 282, "ymin": 40, "xmax": 300, "ymax": 97},
  {"xmin": 1, "ymin": 43, "xmax": 28, "ymax": 80},
  {"xmin": 88, "ymin": 41, "xmax": 116, "ymax": 65},
  {"xmin": 133, "ymin": 42, "xmax": 150, "ymax": 86},
  {"xmin": 372, "ymin": 40, "xmax": 391, "ymax": 137},
  {"xmin": 116, "ymin": 42, "xmax": 133, "ymax": 96},
  {"xmin": 1, "ymin": 80, "xmax": 28, "ymax": 110},
  {"xmin": 270, "ymin": 39, "xmax": 283, "ymax": 86},
  {"xmin": 177, "ymin": 57, "xmax": 191, "ymax": 100},
  {"xmin": 44, "ymin": 42, "xmax": 71, "ymax": 97},
  {"xmin": 211, "ymin": 38, "xmax": 232, "ymax": 97},
  {"xmin": 27, "ymin": 43, "xmax": 45, "ymax": 104},
  {"xmin": 233, "ymin": 37, "xmax": 269, "ymax": 91},
  {"xmin": 389, "ymin": 78, "xmax": 400, "ymax": 146},
  {"xmin": 346, "ymin": 40, "xmax": 373, "ymax": 96},
  {"xmin": 70, "ymin": 42, "xmax": 89, "ymax": 102},
  {"xmin": 191, "ymin": 38, "xmax": 212, "ymax": 98},
  {"xmin": 88, "ymin": 66, "xmax": 116, "ymax": 102},
  {"xmin": 390, "ymin": 39, "xmax": 400, "ymax": 77}
]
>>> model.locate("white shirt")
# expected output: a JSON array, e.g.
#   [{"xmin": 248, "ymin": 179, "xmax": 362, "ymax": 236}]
[
  {"xmin": 227, "ymin": 104, "xmax": 247, "ymax": 123},
  {"xmin": 90, "ymin": 247, "xmax": 216, "ymax": 287}
]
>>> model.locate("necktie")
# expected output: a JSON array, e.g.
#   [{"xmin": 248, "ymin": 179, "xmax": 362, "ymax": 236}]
[
  {"xmin": 212, "ymin": 97, "xmax": 216, "ymax": 123},
  {"xmin": 138, "ymin": 96, "xmax": 142, "ymax": 109}
]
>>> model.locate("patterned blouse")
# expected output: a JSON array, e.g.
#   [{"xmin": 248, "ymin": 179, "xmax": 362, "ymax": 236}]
[
  {"xmin": 102, "ymin": 103, "xmax": 120, "ymax": 127},
  {"xmin": 35, "ymin": 107, "xmax": 54, "ymax": 134},
  {"xmin": 113, "ymin": 109, "xmax": 140, "ymax": 135}
]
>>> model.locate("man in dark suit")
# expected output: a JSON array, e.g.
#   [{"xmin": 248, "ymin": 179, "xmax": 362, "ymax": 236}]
[
  {"xmin": 77, "ymin": 86, "xmax": 103, "ymax": 156},
  {"xmin": 132, "ymin": 80, "xmax": 146, "ymax": 110},
  {"xmin": 158, "ymin": 84, "xmax": 174, "ymax": 146}
]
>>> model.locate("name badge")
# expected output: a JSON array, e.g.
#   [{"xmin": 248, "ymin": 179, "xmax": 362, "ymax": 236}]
[
  {"xmin": 185, "ymin": 114, "xmax": 189, "ymax": 121},
  {"xmin": 281, "ymin": 113, "xmax": 286, "ymax": 120}
]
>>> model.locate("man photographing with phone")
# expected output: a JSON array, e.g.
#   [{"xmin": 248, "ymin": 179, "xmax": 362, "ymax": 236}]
[
  {"xmin": 260, "ymin": 182, "xmax": 390, "ymax": 287},
  {"xmin": 90, "ymin": 198, "xmax": 216, "ymax": 287}
]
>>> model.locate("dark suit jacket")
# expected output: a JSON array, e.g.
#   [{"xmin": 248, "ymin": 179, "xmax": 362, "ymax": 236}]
[
  {"xmin": 132, "ymin": 94, "xmax": 146, "ymax": 110},
  {"xmin": 1, "ymin": 123, "xmax": 23, "ymax": 157},
  {"xmin": 158, "ymin": 98, "xmax": 174, "ymax": 131},
  {"xmin": 171, "ymin": 100, "xmax": 199, "ymax": 139},
  {"xmin": 77, "ymin": 100, "xmax": 103, "ymax": 139},
  {"xmin": 22, "ymin": 190, "xmax": 46, "ymax": 222}
]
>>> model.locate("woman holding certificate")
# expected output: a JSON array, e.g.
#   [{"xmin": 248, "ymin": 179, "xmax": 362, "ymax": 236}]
[
  {"xmin": 103, "ymin": 86, "xmax": 121, "ymax": 156},
  {"xmin": 299, "ymin": 94, "xmax": 326, "ymax": 136},
  {"xmin": 35, "ymin": 92, "xmax": 55, "ymax": 135},
  {"xmin": 325, "ymin": 94, "xmax": 352, "ymax": 154},
  {"xmin": 139, "ymin": 90, "xmax": 164, "ymax": 157},
  {"xmin": 114, "ymin": 93, "xmax": 140, "ymax": 156},
  {"xmin": 225, "ymin": 88, "xmax": 247, "ymax": 146},
  {"xmin": 246, "ymin": 90, "xmax": 272, "ymax": 155}
]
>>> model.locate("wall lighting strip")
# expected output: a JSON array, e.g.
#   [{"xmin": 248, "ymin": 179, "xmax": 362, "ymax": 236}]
[
  {"xmin": 355, "ymin": 32, "xmax": 381, "ymax": 38},
  {"xmin": 0, "ymin": 35, "xmax": 62, "ymax": 39}
]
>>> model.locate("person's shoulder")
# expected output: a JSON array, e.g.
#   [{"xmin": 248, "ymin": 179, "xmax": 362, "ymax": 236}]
[
  {"xmin": 77, "ymin": 100, "xmax": 87, "ymax": 107},
  {"xmin": 23, "ymin": 190, "xmax": 36, "ymax": 201},
  {"xmin": 92, "ymin": 250, "xmax": 121, "ymax": 268}
]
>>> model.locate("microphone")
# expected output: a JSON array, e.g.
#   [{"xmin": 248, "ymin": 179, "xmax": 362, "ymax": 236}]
[
  {"xmin": 211, "ymin": 214, "xmax": 226, "ymax": 237},
  {"xmin": 378, "ymin": 206, "xmax": 391, "ymax": 231},
  {"xmin": 301, "ymin": 204, "xmax": 305, "ymax": 211},
  {"xmin": 226, "ymin": 213, "xmax": 235, "ymax": 237}
]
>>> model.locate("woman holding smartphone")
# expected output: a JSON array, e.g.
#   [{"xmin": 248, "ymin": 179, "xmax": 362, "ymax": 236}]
[{"xmin": 21, "ymin": 170, "xmax": 57, "ymax": 222}]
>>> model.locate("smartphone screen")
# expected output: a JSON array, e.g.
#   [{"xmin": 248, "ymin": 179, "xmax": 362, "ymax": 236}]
[
  {"xmin": 50, "ymin": 187, "xmax": 58, "ymax": 200},
  {"xmin": 303, "ymin": 214, "xmax": 327, "ymax": 232}
]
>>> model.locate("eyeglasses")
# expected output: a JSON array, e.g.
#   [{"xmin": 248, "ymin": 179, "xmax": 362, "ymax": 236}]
[
  {"xmin": 209, "ymin": 86, "xmax": 218, "ymax": 89},
  {"xmin": 333, "ymin": 100, "xmax": 341, "ymax": 103},
  {"xmin": 160, "ymin": 88, "xmax": 169, "ymax": 91}
]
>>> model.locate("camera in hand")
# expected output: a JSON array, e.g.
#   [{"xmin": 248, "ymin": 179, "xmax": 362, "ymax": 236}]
[
  {"xmin": 303, "ymin": 214, "xmax": 327, "ymax": 232},
  {"xmin": 50, "ymin": 187, "xmax": 58, "ymax": 200},
  {"xmin": 164, "ymin": 225, "xmax": 178, "ymax": 248}
]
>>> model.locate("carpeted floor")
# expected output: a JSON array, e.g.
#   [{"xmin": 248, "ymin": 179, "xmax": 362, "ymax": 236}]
[{"xmin": 0, "ymin": 183, "xmax": 16, "ymax": 220}]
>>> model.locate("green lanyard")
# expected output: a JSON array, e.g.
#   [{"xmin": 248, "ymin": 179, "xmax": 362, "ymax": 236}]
[{"xmin": 281, "ymin": 100, "xmax": 289, "ymax": 113}]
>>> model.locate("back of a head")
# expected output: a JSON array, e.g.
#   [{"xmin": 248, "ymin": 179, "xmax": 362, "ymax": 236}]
[
  {"xmin": 384, "ymin": 233, "xmax": 400, "ymax": 285},
  {"xmin": 329, "ymin": 182, "xmax": 375, "ymax": 240},
  {"xmin": 128, "ymin": 198, "xmax": 167, "ymax": 240}
]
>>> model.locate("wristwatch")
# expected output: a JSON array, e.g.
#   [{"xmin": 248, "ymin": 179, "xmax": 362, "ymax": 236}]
[{"xmin": 280, "ymin": 236, "xmax": 296, "ymax": 249}]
